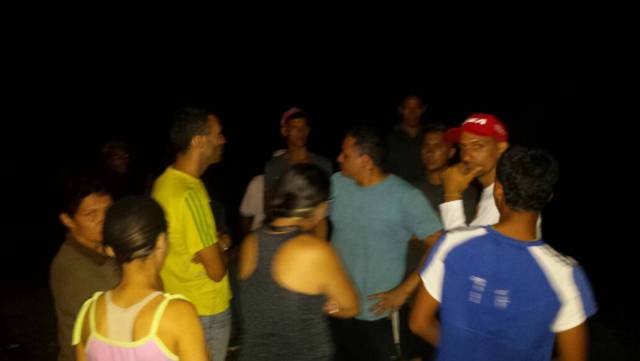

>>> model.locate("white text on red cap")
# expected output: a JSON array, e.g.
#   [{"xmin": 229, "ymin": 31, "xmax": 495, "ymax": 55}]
[{"xmin": 464, "ymin": 117, "xmax": 488, "ymax": 125}]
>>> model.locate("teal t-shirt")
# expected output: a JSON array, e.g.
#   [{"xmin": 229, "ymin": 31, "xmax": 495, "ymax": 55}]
[{"xmin": 330, "ymin": 172, "xmax": 441, "ymax": 320}]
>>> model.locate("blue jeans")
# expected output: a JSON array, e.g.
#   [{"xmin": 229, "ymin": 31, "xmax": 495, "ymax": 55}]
[{"xmin": 200, "ymin": 308, "xmax": 232, "ymax": 361}]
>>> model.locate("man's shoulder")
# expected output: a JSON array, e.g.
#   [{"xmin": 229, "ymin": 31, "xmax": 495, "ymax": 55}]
[
  {"xmin": 265, "ymin": 154, "xmax": 287, "ymax": 170},
  {"xmin": 50, "ymin": 242, "xmax": 73, "ymax": 274},
  {"xmin": 50, "ymin": 243, "xmax": 115, "ymax": 286},
  {"xmin": 248, "ymin": 174, "xmax": 264, "ymax": 186},
  {"xmin": 437, "ymin": 227, "xmax": 491, "ymax": 258},
  {"xmin": 153, "ymin": 173, "xmax": 201, "ymax": 205},
  {"xmin": 385, "ymin": 175, "xmax": 425, "ymax": 198},
  {"xmin": 331, "ymin": 172, "xmax": 355, "ymax": 188},
  {"xmin": 527, "ymin": 243, "xmax": 597, "ymax": 321},
  {"xmin": 50, "ymin": 242, "xmax": 92, "ymax": 269},
  {"xmin": 446, "ymin": 226, "xmax": 489, "ymax": 237},
  {"xmin": 386, "ymin": 124, "xmax": 404, "ymax": 137},
  {"xmin": 528, "ymin": 243, "xmax": 579, "ymax": 271},
  {"xmin": 310, "ymin": 153, "xmax": 332, "ymax": 166}
]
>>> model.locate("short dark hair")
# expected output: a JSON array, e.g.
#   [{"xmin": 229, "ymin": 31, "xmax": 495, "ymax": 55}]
[
  {"xmin": 102, "ymin": 196, "xmax": 167, "ymax": 264},
  {"xmin": 347, "ymin": 126, "xmax": 387, "ymax": 169},
  {"xmin": 423, "ymin": 123, "xmax": 448, "ymax": 136},
  {"xmin": 496, "ymin": 146, "xmax": 559, "ymax": 212},
  {"xmin": 266, "ymin": 163, "xmax": 330, "ymax": 222},
  {"xmin": 400, "ymin": 95, "xmax": 424, "ymax": 107},
  {"xmin": 170, "ymin": 107, "xmax": 211, "ymax": 153},
  {"xmin": 62, "ymin": 174, "xmax": 109, "ymax": 216},
  {"xmin": 102, "ymin": 140, "xmax": 129, "ymax": 160}
]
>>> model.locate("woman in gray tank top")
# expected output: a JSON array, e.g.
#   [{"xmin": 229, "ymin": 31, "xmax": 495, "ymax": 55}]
[{"xmin": 237, "ymin": 164, "xmax": 359, "ymax": 361}]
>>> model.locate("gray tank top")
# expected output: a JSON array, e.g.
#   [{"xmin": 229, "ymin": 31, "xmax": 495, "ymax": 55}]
[{"xmin": 239, "ymin": 227, "xmax": 332, "ymax": 361}]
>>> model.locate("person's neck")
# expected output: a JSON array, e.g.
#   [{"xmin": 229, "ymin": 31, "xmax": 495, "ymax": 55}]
[
  {"xmin": 70, "ymin": 234, "xmax": 104, "ymax": 254},
  {"xmin": 426, "ymin": 169, "xmax": 444, "ymax": 186},
  {"xmin": 478, "ymin": 169, "xmax": 496, "ymax": 188},
  {"xmin": 492, "ymin": 210, "xmax": 540, "ymax": 242},
  {"xmin": 355, "ymin": 168, "xmax": 387, "ymax": 187},
  {"xmin": 401, "ymin": 122, "xmax": 420, "ymax": 138},
  {"xmin": 115, "ymin": 263, "xmax": 162, "ymax": 298},
  {"xmin": 270, "ymin": 217, "xmax": 306, "ymax": 229},
  {"xmin": 287, "ymin": 147, "xmax": 309, "ymax": 163},
  {"xmin": 173, "ymin": 153, "xmax": 206, "ymax": 178}
]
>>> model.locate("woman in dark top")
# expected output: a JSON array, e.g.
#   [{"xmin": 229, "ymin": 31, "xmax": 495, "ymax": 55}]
[{"xmin": 238, "ymin": 163, "xmax": 358, "ymax": 361}]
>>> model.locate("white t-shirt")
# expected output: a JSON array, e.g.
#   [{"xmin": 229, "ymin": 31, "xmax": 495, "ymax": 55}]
[
  {"xmin": 440, "ymin": 183, "xmax": 541, "ymax": 237},
  {"xmin": 239, "ymin": 175, "xmax": 265, "ymax": 231}
]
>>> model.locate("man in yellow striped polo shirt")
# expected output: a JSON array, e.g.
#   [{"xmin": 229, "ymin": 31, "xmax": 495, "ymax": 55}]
[{"xmin": 152, "ymin": 107, "xmax": 231, "ymax": 361}]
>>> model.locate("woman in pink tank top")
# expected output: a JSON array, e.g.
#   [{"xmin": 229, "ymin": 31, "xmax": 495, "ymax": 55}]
[{"xmin": 73, "ymin": 196, "xmax": 209, "ymax": 360}]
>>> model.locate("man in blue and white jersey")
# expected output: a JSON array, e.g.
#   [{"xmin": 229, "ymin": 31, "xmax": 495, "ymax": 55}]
[{"xmin": 410, "ymin": 146, "xmax": 597, "ymax": 361}]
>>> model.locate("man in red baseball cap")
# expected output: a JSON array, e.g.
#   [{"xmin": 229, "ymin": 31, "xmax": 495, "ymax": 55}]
[{"xmin": 440, "ymin": 113, "xmax": 510, "ymax": 230}]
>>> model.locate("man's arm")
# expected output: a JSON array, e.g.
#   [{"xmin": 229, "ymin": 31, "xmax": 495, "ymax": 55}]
[
  {"xmin": 367, "ymin": 231, "xmax": 441, "ymax": 315},
  {"xmin": 552, "ymin": 265, "xmax": 596, "ymax": 361},
  {"xmin": 196, "ymin": 244, "xmax": 227, "ymax": 282},
  {"xmin": 240, "ymin": 216, "xmax": 255, "ymax": 237},
  {"xmin": 184, "ymin": 191, "xmax": 229, "ymax": 281},
  {"xmin": 555, "ymin": 322, "xmax": 588, "ymax": 361},
  {"xmin": 239, "ymin": 175, "xmax": 263, "ymax": 237},
  {"xmin": 440, "ymin": 163, "xmax": 482, "ymax": 229}
]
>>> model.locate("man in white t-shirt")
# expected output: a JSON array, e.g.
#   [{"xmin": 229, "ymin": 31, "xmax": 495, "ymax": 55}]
[
  {"xmin": 239, "ymin": 174, "xmax": 265, "ymax": 235},
  {"xmin": 439, "ymin": 113, "xmax": 509, "ymax": 230}
]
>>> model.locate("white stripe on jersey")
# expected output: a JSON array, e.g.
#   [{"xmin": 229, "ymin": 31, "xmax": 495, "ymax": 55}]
[
  {"xmin": 528, "ymin": 245, "xmax": 586, "ymax": 332},
  {"xmin": 420, "ymin": 227, "xmax": 487, "ymax": 302}
]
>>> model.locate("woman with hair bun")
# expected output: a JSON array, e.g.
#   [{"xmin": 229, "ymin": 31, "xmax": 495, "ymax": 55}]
[{"xmin": 73, "ymin": 196, "xmax": 209, "ymax": 361}]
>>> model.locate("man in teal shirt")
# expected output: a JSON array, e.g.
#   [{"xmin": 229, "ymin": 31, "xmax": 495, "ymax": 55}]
[{"xmin": 329, "ymin": 126, "xmax": 441, "ymax": 361}]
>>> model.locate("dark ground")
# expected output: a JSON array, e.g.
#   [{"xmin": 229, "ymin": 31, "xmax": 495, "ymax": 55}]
[{"xmin": 2, "ymin": 279, "xmax": 639, "ymax": 360}]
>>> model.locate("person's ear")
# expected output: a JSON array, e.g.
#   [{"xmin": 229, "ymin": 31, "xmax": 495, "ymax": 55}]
[
  {"xmin": 191, "ymin": 135, "xmax": 205, "ymax": 150},
  {"xmin": 494, "ymin": 180, "xmax": 505, "ymax": 206},
  {"xmin": 59, "ymin": 213, "xmax": 74, "ymax": 229},
  {"xmin": 494, "ymin": 181, "xmax": 504, "ymax": 197},
  {"xmin": 360, "ymin": 154, "xmax": 374, "ymax": 171},
  {"xmin": 497, "ymin": 141, "xmax": 509, "ymax": 156}
]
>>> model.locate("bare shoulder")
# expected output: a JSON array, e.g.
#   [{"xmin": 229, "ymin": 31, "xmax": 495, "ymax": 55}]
[
  {"xmin": 160, "ymin": 298, "xmax": 199, "ymax": 327},
  {"xmin": 165, "ymin": 298, "xmax": 197, "ymax": 313},
  {"xmin": 155, "ymin": 296, "xmax": 202, "ymax": 353},
  {"xmin": 281, "ymin": 233, "xmax": 335, "ymax": 261},
  {"xmin": 273, "ymin": 233, "xmax": 337, "ymax": 294}
]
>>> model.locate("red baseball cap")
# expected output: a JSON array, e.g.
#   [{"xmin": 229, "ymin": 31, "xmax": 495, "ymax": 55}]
[
  {"xmin": 444, "ymin": 113, "xmax": 508, "ymax": 143},
  {"xmin": 280, "ymin": 107, "xmax": 304, "ymax": 126}
]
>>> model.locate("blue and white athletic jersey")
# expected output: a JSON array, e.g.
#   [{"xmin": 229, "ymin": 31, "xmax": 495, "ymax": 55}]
[{"xmin": 420, "ymin": 226, "xmax": 597, "ymax": 361}]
